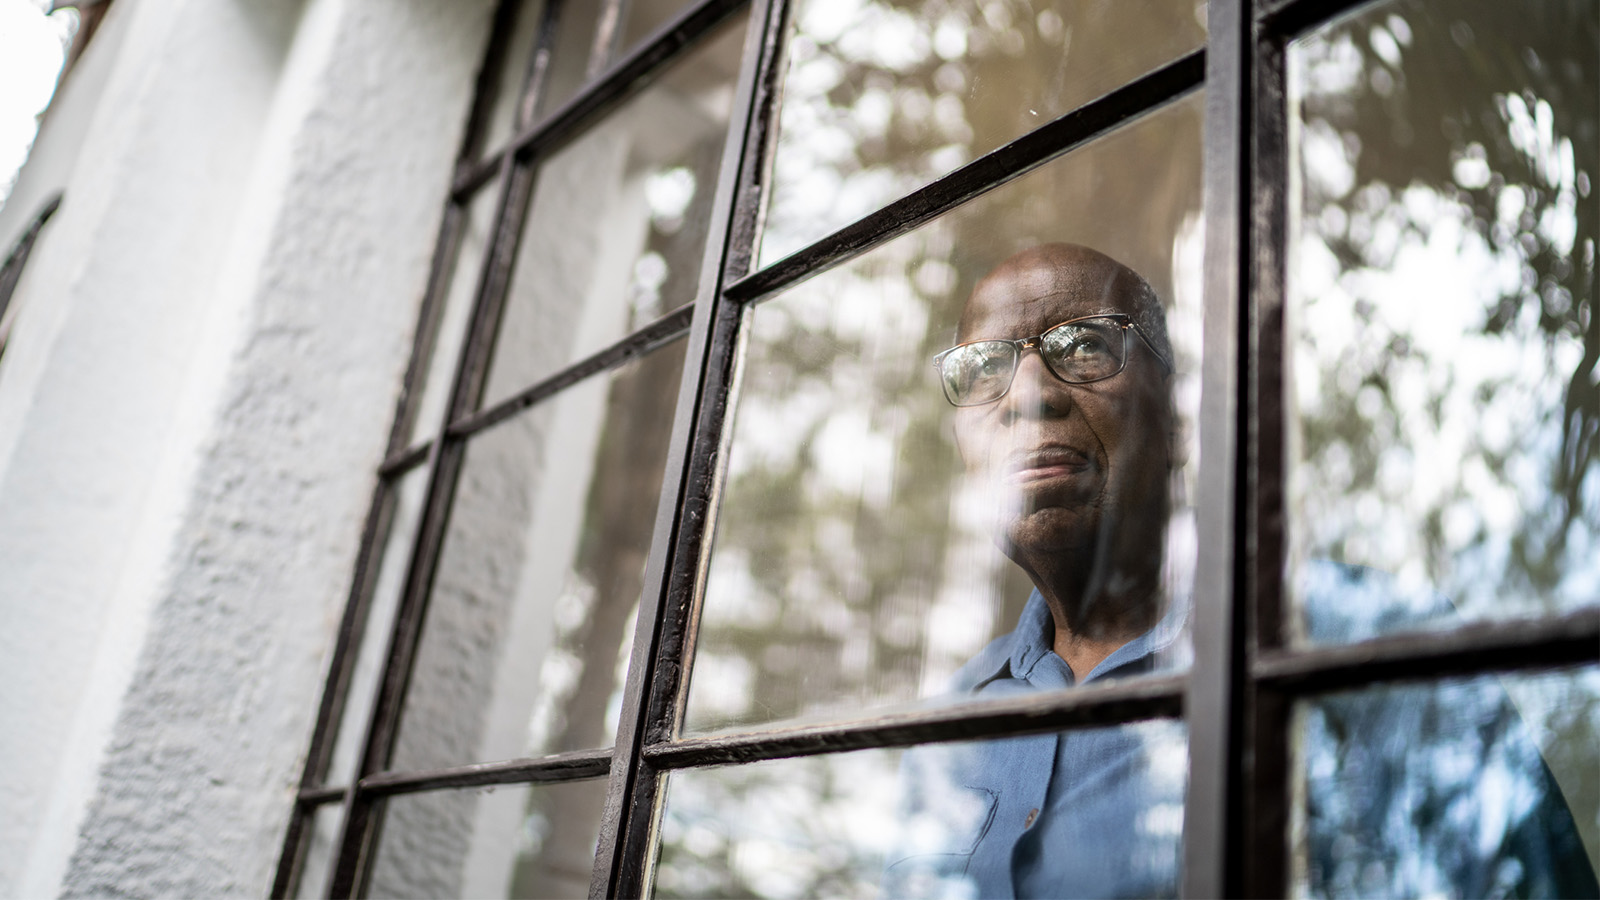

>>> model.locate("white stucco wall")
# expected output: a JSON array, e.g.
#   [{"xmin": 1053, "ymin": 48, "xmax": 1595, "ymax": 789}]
[{"xmin": 0, "ymin": 0, "xmax": 495, "ymax": 895}]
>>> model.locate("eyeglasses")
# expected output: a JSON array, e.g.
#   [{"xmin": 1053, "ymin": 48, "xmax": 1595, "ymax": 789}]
[{"xmin": 931, "ymin": 314, "xmax": 1170, "ymax": 407}]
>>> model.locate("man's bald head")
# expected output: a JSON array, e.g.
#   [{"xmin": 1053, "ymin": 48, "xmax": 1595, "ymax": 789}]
[{"xmin": 958, "ymin": 243, "xmax": 1173, "ymax": 372}]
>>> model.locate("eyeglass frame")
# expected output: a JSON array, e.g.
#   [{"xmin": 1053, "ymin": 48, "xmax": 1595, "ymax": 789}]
[{"xmin": 931, "ymin": 313, "xmax": 1173, "ymax": 408}]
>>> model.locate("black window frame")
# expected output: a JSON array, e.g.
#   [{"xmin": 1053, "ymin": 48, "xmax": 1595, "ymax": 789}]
[{"xmin": 272, "ymin": 0, "xmax": 1600, "ymax": 897}]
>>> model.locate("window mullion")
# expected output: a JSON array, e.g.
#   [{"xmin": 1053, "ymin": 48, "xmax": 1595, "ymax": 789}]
[
  {"xmin": 271, "ymin": 0, "xmax": 534, "ymax": 881},
  {"xmin": 1241, "ymin": 17, "xmax": 1294, "ymax": 896},
  {"xmin": 269, "ymin": 475, "xmax": 395, "ymax": 899},
  {"xmin": 325, "ymin": 150, "xmax": 537, "ymax": 899},
  {"xmin": 1181, "ymin": 0, "xmax": 1250, "ymax": 896},
  {"xmin": 586, "ymin": 0, "xmax": 782, "ymax": 895}
]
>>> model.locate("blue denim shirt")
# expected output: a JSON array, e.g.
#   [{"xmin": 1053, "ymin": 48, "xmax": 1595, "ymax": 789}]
[
  {"xmin": 883, "ymin": 589, "xmax": 1187, "ymax": 899},
  {"xmin": 884, "ymin": 568, "xmax": 1598, "ymax": 899}
]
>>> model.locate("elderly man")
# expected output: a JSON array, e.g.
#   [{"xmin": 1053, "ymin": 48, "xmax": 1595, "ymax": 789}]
[
  {"xmin": 941, "ymin": 242, "xmax": 1178, "ymax": 682},
  {"xmin": 883, "ymin": 244, "xmax": 1597, "ymax": 899},
  {"xmin": 883, "ymin": 243, "xmax": 1187, "ymax": 899}
]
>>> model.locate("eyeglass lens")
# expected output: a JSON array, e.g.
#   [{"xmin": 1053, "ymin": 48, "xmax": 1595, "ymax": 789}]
[{"xmin": 939, "ymin": 318, "xmax": 1127, "ymax": 406}]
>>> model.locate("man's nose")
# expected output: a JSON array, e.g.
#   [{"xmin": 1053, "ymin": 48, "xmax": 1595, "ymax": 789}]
[{"xmin": 1000, "ymin": 347, "xmax": 1072, "ymax": 424}]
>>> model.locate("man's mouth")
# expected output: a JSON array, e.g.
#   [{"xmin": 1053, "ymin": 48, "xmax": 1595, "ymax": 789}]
[{"xmin": 1004, "ymin": 445, "xmax": 1094, "ymax": 485}]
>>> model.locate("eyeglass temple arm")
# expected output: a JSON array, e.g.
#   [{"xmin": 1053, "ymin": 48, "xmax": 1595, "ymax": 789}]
[{"xmin": 1128, "ymin": 321, "xmax": 1173, "ymax": 373}]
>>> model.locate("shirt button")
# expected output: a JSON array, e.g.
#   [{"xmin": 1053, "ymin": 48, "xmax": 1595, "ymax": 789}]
[{"xmin": 1024, "ymin": 808, "xmax": 1039, "ymax": 829}]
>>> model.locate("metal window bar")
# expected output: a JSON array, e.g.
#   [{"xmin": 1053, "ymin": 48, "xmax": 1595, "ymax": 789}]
[
  {"xmin": 1240, "ymin": 0, "xmax": 1600, "ymax": 894},
  {"xmin": 270, "ymin": 475, "xmax": 405, "ymax": 899},
  {"xmin": 724, "ymin": 51, "xmax": 1207, "ymax": 306},
  {"xmin": 359, "ymin": 748, "xmax": 613, "ymax": 797},
  {"xmin": 317, "ymin": 1, "xmax": 749, "ymax": 895},
  {"xmin": 274, "ymin": 0, "xmax": 1600, "ymax": 895},
  {"xmin": 1239, "ymin": 4, "xmax": 1293, "ymax": 891},
  {"xmin": 644, "ymin": 677, "xmax": 1189, "ymax": 770},
  {"xmin": 375, "ymin": 301, "xmax": 693, "ymax": 475},
  {"xmin": 269, "ymin": 0, "xmax": 541, "ymax": 888},
  {"xmin": 445, "ymin": 301, "xmax": 694, "ymax": 439},
  {"xmin": 324, "ymin": 144, "xmax": 527, "ymax": 900},
  {"xmin": 586, "ymin": 0, "xmax": 784, "ymax": 892},
  {"xmin": 376, "ymin": 442, "xmax": 430, "ymax": 479},
  {"xmin": 308, "ymin": 0, "xmax": 575, "ymax": 891},
  {"xmin": 451, "ymin": 0, "xmax": 751, "ymax": 199},
  {"xmin": 278, "ymin": 197, "xmax": 475, "ymax": 810},
  {"xmin": 595, "ymin": 12, "xmax": 1216, "ymax": 900},
  {"xmin": 296, "ymin": 598, "xmax": 1593, "ymax": 801},
  {"xmin": 299, "ymin": 786, "xmax": 346, "ymax": 805},
  {"xmin": 1258, "ymin": 0, "xmax": 1378, "ymax": 37},
  {"xmin": 1182, "ymin": 0, "xmax": 1248, "ymax": 895}
]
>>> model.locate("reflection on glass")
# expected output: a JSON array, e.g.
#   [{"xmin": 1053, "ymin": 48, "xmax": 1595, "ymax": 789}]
[
  {"xmin": 614, "ymin": 0, "xmax": 698, "ymax": 60},
  {"xmin": 477, "ymin": 0, "xmax": 549, "ymax": 156},
  {"xmin": 759, "ymin": 0, "xmax": 1207, "ymax": 263},
  {"xmin": 656, "ymin": 722, "xmax": 1188, "ymax": 898},
  {"xmin": 1293, "ymin": 666, "xmax": 1600, "ymax": 897},
  {"xmin": 390, "ymin": 342, "xmax": 686, "ymax": 770},
  {"xmin": 325, "ymin": 469, "xmax": 430, "ymax": 787},
  {"xmin": 408, "ymin": 187, "xmax": 500, "ymax": 446},
  {"xmin": 368, "ymin": 779, "xmax": 608, "ymax": 899},
  {"xmin": 1287, "ymin": 0, "xmax": 1599, "ymax": 641},
  {"xmin": 686, "ymin": 91, "xmax": 1204, "ymax": 735},
  {"xmin": 482, "ymin": 13, "xmax": 744, "ymax": 407},
  {"xmin": 529, "ymin": 0, "xmax": 608, "ymax": 121},
  {"xmin": 294, "ymin": 803, "xmax": 343, "ymax": 900}
]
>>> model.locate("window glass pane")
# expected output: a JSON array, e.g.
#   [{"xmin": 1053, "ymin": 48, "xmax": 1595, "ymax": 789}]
[
  {"xmin": 482, "ymin": 13, "xmax": 744, "ymax": 407},
  {"xmin": 614, "ymin": 0, "xmax": 699, "ymax": 61},
  {"xmin": 1287, "ymin": 0, "xmax": 1599, "ymax": 644},
  {"xmin": 531, "ymin": 0, "xmax": 609, "ymax": 121},
  {"xmin": 758, "ymin": 0, "xmax": 1208, "ymax": 264},
  {"xmin": 655, "ymin": 721, "xmax": 1188, "ymax": 898},
  {"xmin": 325, "ymin": 468, "xmax": 430, "ymax": 787},
  {"xmin": 408, "ymin": 187, "xmax": 500, "ymax": 446},
  {"xmin": 686, "ymin": 92, "xmax": 1204, "ymax": 734},
  {"xmin": 293, "ymin": 802, "xmax": 344, "ymax": 900},
  {"xmin": 1293, "ymin": 666, "xmax": 1600, "ymax": 897},
  {"xmin": 391, "ymin": 342, "xmax": 686, "ymax": 771},
  {"xmin": 368, "ymin": 778, "xmax": 609, "ymax": 899},
  {"xmin": 478, "ymin": 0, "xmax": 549, "ymax": 156}
]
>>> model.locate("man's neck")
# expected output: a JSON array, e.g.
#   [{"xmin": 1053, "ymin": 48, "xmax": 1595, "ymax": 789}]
[
  {"xmin": 1051, "ymin": 628, "xmax": 1133, "ymax": 682},
  {"xmin": 1015, "ymin": 548, "xmax": 1162, "ymax": 682}
]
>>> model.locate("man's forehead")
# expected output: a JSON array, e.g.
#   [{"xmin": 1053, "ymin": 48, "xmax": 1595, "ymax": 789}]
[{"xmin": 960, "ymin": 245, "xmax": 1135, "ymax": 334}]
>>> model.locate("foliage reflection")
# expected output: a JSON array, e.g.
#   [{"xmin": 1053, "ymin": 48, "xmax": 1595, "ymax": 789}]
[
  {"xmin": 760, "ymin": 0, "xmax": 1207, "ymax": 263},
  {"xmin": 1289, "ymin": 0, "xmax": 1599, "ymax": 634}
]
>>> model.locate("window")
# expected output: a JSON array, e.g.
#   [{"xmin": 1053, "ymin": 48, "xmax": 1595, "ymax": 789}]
[{"xmin": 274, "ymin": 0, "xmax": 1598, "ymax": 897}]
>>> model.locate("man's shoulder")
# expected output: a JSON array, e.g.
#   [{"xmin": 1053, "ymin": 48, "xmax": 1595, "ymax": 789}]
[
  {"xmin": 1298, "ymin": 558, "xmax": 1456, "ymax": 642},
  {"xmin": 949, "ymin": 629, "xmax": 1018, "ymax": 693}
]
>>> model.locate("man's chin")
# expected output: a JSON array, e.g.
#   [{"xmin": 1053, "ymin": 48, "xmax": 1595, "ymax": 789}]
[{"xmin": 997, "ymin": 507, "xmax": 1097, "ymax": 557}]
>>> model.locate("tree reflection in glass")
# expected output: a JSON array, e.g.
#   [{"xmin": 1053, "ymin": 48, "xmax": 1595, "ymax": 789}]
[
  {"xmin": 1288, "ymin": 0, "xmax": 1599, "ymax": 636},
  {"xmin": 759, "ymin": 0, "xmax": 1207, "ymax": 263},
  {"xmin": 686, "ymin": 90, "xmax": 1203, "ymax": 735},
  {"xmin": 1294, "ymin": 667, "xmax": 1600, "ymax": 898}
]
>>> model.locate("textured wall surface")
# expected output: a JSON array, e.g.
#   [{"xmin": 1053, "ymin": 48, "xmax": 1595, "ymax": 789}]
[{"xmin": 0, "ymin": 0, "xmax": 494, "ymax": 895}]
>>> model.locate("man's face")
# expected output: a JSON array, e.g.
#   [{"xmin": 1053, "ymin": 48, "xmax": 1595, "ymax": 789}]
[{"xmin": 952, "ymin": 245, "xmax": 1172, "ymax": 563}]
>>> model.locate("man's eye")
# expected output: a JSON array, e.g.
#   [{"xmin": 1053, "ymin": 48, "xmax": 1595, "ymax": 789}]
[{"xmin": 1064, "ymin": 333, "xmax": 1110, "ymax": 357}]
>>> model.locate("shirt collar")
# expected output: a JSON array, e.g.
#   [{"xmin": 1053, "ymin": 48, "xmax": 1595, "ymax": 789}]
[{"xmin": 995, "ymin": 587, "xmax": 1190, "ymax": 688}]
